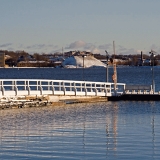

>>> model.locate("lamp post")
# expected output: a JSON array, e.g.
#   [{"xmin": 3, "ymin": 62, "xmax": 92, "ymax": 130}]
[
  {"xmin": 105, "ymin": 50, "xmax": 109, "ymax": 82},
  {"xmin": 82, "ymin": 55, "xmax": 86, "ymax": 81},
  {"xmin": 149, "ymin": 50, "xmax": 156, "ymax": 93}
]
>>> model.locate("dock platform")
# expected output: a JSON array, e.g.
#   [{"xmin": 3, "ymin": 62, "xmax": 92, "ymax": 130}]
[
  {"xmin": 109, "ymin": 85, "xmax": 160, "ymax": 101},
  {"xmin": 108, "ymin": 94, "xmax": 160, "ymax": 101}
]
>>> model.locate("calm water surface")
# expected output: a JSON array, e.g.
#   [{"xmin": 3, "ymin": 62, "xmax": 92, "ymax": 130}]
[{"xmin": 0, "ymin": 67, "xmax": 160, "ymax": 159}]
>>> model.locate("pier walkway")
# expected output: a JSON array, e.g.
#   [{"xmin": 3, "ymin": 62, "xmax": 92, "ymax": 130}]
[{"xmin": 0, "ymin": 79, "xmax": 160, "ymax": 107}]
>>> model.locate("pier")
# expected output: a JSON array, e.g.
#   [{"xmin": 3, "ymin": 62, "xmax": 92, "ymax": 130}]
[
  {"xmin": 0, "ymin": 79, "xmax": 126, "ymax": 97},
  {"xmin": 0, "ymin": 79, "xmax": 125, "ymax": 109},
  {"xmin": 0, "ymin": 79, "xmax": 160, "ymax": 109}
]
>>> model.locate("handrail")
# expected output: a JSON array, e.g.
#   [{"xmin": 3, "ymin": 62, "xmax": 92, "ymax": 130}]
[{"xmin": 0, "ymin": 79, "xmax": 126, "ymax": 97}]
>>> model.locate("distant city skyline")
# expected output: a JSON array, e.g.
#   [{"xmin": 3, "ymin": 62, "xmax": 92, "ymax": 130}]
[{"xmin": 0, "ymin": 0, "xmax": 160, "ymax": 55}]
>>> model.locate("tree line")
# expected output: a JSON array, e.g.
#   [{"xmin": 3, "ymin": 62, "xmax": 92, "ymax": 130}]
[{"xmin": 1, "ymin": 50, "xmax": 160, "ymax": 67}]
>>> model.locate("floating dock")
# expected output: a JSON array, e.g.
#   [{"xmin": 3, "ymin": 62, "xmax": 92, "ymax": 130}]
[
  {"xmin": 108, "ymin": 85, "xmax": 160, "ymax": 101},
  {"xmin": 108, "ymin": 94, "xmax": 160, "ymax": 101}
]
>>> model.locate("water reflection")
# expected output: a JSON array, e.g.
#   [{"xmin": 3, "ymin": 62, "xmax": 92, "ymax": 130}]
[
  {"xmin": 106, "ymin": 103, "xmax": 118, "ymax": 155},
  {"xmin": 0, "ymin": 102, "xmax": 160, "ymax": 159},
  {"xmin": 150, "ymin": 101, "xmax": 155, "ymax": 159}
]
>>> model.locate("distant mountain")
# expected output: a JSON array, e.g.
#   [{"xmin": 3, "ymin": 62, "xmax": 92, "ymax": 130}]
[{"xmin": 62, "ymin": 56, "xmax": 106, "ymax": 68}]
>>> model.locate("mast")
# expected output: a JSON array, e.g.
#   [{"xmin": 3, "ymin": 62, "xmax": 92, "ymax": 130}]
[{"xmin": 112, "ymin": 41, "xmax": 117, "ymax": 94}]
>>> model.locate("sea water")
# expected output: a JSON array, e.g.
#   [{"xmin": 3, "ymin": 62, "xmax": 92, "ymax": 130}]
[{"xmin": 0, "ymin": 66, "xmax": 160, "ymax": 159}]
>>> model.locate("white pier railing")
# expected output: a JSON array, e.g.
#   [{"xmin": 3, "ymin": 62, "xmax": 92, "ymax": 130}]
[
  {"xmin": 124, "ymin": 85, "xmax": 153, "ymax": 94},
  {"xmin": 0, "ymin": 79, "xmax": 126, "ymax": 98}
]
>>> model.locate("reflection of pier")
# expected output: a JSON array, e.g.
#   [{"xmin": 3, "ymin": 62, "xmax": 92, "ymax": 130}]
[
  {"xmin": 106, "ymin": 103, "xmax": 118, "ymax": 152},
  {"xmin": 151, "ymin": 102, "xmax": 156, "ymax": 158}
]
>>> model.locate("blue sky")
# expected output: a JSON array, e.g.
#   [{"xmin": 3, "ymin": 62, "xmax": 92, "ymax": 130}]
[{"xmin": 0, "ymin": 0, "xmax": 160, "ymax": 55}]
